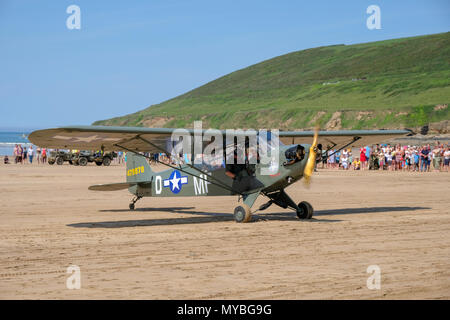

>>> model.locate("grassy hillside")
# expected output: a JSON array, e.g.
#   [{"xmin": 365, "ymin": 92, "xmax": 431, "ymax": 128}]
[{"xmin": 94, "ymin": 32, "xmax": 450, "ymax": 131}]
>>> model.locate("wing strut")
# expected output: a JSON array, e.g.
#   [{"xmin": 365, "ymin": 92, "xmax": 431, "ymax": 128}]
[{"xmin": 320, "ymin": 136, "xmax": 362, "ymax": 162}]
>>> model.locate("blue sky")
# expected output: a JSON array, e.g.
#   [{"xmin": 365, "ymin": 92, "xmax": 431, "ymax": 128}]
[{"xmin": 0, "ymin": 0, "xmax": 449, "ymax": 130}]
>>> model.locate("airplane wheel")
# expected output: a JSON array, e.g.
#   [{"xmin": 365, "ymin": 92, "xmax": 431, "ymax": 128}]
[
  {"xmin": 129, "ymin": 203, "xmax": 135, "ymax": 210},
  {"xmin": 297, "ymin": 201, "xmax": 314, "ymax": 219},
  {"xmin": 234, "ymin": 204, "xmax": 252, "ymax": 223}
]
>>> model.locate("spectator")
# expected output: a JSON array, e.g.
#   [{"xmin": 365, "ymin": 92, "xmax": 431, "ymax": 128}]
[
  {"xmin": 413, "ymin": 149, "xmax": 420, "ymax": 172},
  {"xmin": 42, "ymin": 148, "xmax": 47, "ymax": 164},
  {"xmin": 22, "ymin": 145, "xmax": 28, "ymax": 164},
  {"xmin": 328, "ymin": 150, "xmax": 335, "ymax": 169},
  {"xmin": 36, "ymin": 147, "xmax": 41, "ymax": 164},
  {"xmin": 17, "ymin": 145, "xmax": 23, "ymax": 164},
  {"xmin": 432, "ymin": 144, "xmax": 442, "ymax": 172},
  {"xmin": 377, "ymin": 148, "xmax": 385, "ymax": 170},
  {"xmin": 335, "ymin": 151, "xmax": 341, "ymax": 168},
  {"xmin": 341, "ymin": 154, "xmax": 349, "ymax": 170},
  {"xmin": 348, "ymin": 149, "xmax": 353, "ymax": 168},
  {"xmin": 353, "ymin": 157, "xmax": 361, "ymax": 170},
  {"xmin": 395, "ymin": 147, "xmax": 403, "ymax": 171},
  {"xmin": 13, "ymin": 144, "xmax": 18, "ymax": 163},
  {"xmin": 385, "ymin": 149, "xmax": 393, "ymax": 171},
  {"xmin": 365, "ymin": 146, "xmax": 371, "ymax": 165},
  {"xmin": 360, "ymin": 147, "xmax": 367, "ymax": 170},
  {"xmin": 28, "ymin": 146, "xmax": 34, "ymax": 164},
  {"xmin": 420, "ymin": 146, "xmax": 430, "ymax": 172},
  {"xmin": 443, "ymin": 147, "xmax": 450, "ymax": 172}
]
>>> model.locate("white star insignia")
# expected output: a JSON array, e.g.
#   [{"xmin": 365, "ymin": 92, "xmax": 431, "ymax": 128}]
[
  {"xmin": 170, "ymin": 172, "xmax": 181, "ymax": 191},
  {"xmin": 73, "ymin": 135, "xmax": 101, "ymax": 143},
  {"xmin": 52, "ymin": 135, "xmax": 121, "ymax": 143}
]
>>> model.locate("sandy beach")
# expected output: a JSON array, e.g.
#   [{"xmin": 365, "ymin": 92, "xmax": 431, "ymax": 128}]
[{"xmin": 0, "ymin": 162, "xmax": 449, "ymax": 299}]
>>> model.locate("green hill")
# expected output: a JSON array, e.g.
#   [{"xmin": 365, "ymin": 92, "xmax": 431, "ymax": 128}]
[{"xmin": 94, "ymin": 32, "xmax": 450, "ymax": 132}]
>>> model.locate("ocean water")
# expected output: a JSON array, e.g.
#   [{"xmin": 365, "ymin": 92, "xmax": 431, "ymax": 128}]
[{"xmin": 0, "ymin": 132, "xmax": 34, "ymax": 155}]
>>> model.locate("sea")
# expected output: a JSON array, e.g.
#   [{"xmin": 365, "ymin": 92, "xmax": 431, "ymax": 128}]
[{"xmin": 0, "ymin": 131, "xmax": 35, "ymax": 156}]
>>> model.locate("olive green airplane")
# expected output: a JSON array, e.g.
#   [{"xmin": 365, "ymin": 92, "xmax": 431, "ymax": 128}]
[{"xmin": 29, "ymin": 125, "xmax": 412, "ymax": 223}]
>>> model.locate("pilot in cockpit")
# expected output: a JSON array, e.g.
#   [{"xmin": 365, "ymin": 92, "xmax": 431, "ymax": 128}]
[{"xmin": 284, "ymin": 145, "xmax": 305, "ymax": 166}]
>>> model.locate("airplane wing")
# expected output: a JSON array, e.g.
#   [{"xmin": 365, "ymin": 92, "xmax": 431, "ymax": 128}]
[
  {"xmin": 28, "ymin": 126, "xmax": 175, "ymax": 152},
  {"xmin": 279, "ymin": 129, "xmax": 415, "ymax": 149},
  {"xmin": 29, "ymin": 125, "xmax": 413, "ymax": 152}
]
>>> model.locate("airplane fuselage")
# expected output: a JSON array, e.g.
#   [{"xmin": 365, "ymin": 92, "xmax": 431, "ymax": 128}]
[{"xmin": 127, "ymin": 144, "xmax": 310, "ymax": 198}]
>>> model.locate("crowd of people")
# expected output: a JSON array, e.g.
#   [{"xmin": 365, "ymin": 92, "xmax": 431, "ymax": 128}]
[
  {"xmin": 5, "ymin": 144, "xmax": 48, "ymax": 165},
  {"xmin": 323, "ymin": 143, "xmax": 450, "ymax": 172}
]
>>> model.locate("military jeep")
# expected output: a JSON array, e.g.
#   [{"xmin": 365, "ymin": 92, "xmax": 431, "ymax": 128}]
[
  {"xmin": 72, "ymin": 151, "xmax": 117, "ymax": 166},
  {"xmin": 48, "ymin": 150, "xmax": 75, "ymax": 165}
]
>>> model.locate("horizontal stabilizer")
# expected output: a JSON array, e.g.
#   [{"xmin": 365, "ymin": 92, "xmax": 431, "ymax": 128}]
[{"xmin": 88, "ymin": 182, "xmax": 137, "ymax": 191}]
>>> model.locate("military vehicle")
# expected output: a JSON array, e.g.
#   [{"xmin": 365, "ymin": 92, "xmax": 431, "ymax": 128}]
[
  {"xmin": 72, "ymin": 150, "xmax": 117, "ymax": 166},
  {"xmin": 48, "ymin": 150, "xmax": 74, "ymax": 165},
  {"xmin": 95, "ymin": 151, "xmax": 117, "ymax": 166}
]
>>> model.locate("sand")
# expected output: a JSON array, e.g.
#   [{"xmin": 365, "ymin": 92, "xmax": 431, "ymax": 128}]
[{"xmin": 0, "ymin": 162, "xmax": 449, "ymax": 299}]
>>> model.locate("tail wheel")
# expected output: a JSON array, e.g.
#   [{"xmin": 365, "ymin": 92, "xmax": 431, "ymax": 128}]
[
  {"xmin": 234, "ymin": 204, "xmax": 252, "ymax": 223},
  {"xmin": 103, "ymin": 157, "xmax": 111, "ymax": 166},
  {"xmin": 56, "ymin": 157, "xmax": 64, "ymax": 165},
  {"xmin": 78, "ymin": 157, "xmax": 88, "ymax": 166},
  {"xmin": 297, "ymin": 201, "xmax": 314, "ymax": 219}
]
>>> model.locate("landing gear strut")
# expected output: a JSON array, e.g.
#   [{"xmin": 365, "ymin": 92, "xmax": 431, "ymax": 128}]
[
  {"xmin": 129, "ymin": 195, "xmax": 142, "ymax": 211},
  {"xmin": 232, "ymin": 189, "xmax": 314, "ymax": 222},
  {"xmin": 263, "ymin": 190, "xmax": 314, "ymax": 220}
]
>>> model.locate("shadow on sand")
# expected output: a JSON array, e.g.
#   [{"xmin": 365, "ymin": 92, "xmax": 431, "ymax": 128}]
[{"xmin": 67, "ymin": 206, "xmax": 429, "ymax": 228}]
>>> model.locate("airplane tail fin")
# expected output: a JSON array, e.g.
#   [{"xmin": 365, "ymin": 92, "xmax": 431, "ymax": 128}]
[{"xmin": 126, "ymin": 153, "xmax": 153, "ymax": 183}]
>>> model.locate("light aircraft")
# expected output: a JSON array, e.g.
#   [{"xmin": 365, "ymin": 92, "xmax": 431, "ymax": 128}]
[{"xmin": 29, "ymin": 125, "xmax": 412, "ymax": 223}]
